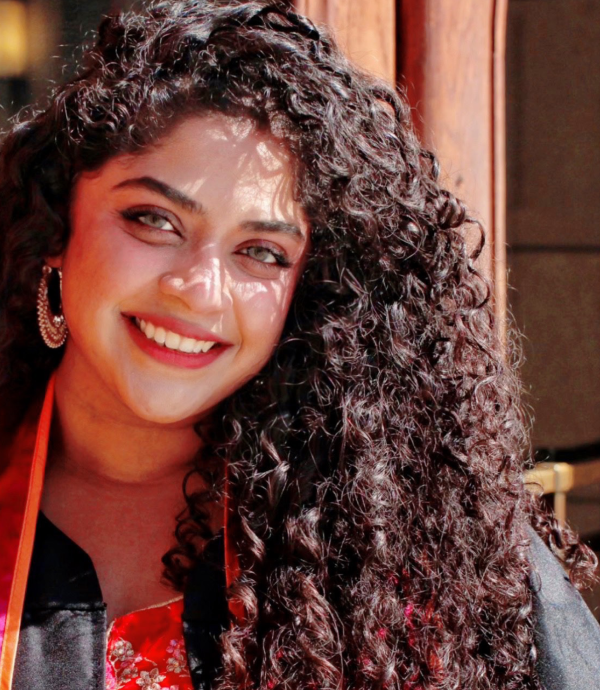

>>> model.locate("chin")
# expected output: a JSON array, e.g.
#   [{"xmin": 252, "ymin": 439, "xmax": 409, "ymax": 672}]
[
  {"xmin": 134, "ymin": 399, "xmax": 208, "ymax": 426},
  {"xmin": 133, "ymin": 407, "xmax": 194, "ymax": 426},
  {"xmin": 118, "ymin": 380, "xmax": 210, "ymax": 426}
]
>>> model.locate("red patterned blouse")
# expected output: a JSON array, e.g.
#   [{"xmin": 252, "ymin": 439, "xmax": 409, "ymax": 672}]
[{"xmin": 105, "ymin": 597, "xmax": 193, "ymax": 690}]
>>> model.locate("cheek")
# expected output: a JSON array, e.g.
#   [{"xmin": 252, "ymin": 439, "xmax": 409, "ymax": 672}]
[
  {"xmin": 232, "ymin": 272, "xmax": 298, "ymax": 346},
  {"xmin": 62, "ymin": 219, "xmax": 163, "ymax": 313}
]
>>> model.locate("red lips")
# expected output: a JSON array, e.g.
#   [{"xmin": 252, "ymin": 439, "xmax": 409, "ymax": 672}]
[
  {"xmin": 123, "ymin": 311, "xmax": 233, "ymax": 345},
  {"xmin": 123, "ymin": 314, "xmax": 232, "ymax": 370}
]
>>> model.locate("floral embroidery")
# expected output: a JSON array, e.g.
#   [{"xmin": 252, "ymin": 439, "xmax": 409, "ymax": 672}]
[
  {"xmin": 113, "ymin": 640, "xmax": 137, "ymax": 663},
  {"xmin": 136, "ymin": 669, "xmax": 166, "ymax": 689},
  {"xmin": 166, "ymin": 639, "xmax": 187, "ymax": 674},
  {"xmin": 108, "ymin": 639, "xmax": 142, "ymax": 687},
  {"xmin": 106, "ymin": 599, "xmax": 193, "ymax": 690}
]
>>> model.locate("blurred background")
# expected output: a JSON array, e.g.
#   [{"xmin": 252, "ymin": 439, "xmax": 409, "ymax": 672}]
[
  {"xmin": 506, "ymin": 0, "xmax": 600, "ymax": 615},
  {"xmin": 2, "ymin": 0, "xmax": 600, "ymax": 610},
  {"xmin": 0, "ymin": 0, "xmax": 133, "ymax": 129}
]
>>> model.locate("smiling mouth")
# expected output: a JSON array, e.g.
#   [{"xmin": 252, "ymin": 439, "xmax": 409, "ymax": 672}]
[{"xmin": 131, "ymin": 317, "xmax": 221, "ymax": 354}]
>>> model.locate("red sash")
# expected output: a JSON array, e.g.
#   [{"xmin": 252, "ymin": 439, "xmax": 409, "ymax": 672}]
[{"xmin": 0, "ymin": 376, "xmax": 54, "ymax": 690}]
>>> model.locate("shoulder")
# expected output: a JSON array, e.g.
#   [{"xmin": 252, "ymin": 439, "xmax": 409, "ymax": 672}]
[{"xmin": 529, "ymin": 527, "xmax": 600, "ymax": 689}]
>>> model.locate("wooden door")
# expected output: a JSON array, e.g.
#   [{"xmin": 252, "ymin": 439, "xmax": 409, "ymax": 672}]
[
  {"xmin": 295, "ymin": 0, "xmax": 508, "ymax": 329},
  {"xmin": 295, "ymin": 0, "xmax": 396, "ymax": 82}
]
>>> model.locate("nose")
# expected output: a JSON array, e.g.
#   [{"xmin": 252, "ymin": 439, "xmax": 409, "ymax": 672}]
[{"xmin": 158, "ymin": 246, "xmax": 233, "ymax": 314}]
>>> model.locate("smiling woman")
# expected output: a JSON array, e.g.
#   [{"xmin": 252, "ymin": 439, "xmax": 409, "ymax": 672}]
[
  {"xmin": 55, "ymin": 115, "xmax": 309, "ymax": 426},
  {"xmin": 0, "ymin": 2, "xmax": 599, "ymax": 690}
]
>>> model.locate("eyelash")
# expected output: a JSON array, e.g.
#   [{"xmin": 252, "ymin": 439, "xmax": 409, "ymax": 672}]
[
  {"xmin": 120, "ymin": 208, "xmax": 178, "ymax": 232},
  {"xmin": 238, "ymin": 245, "xmax": 291, "ymax": 268},
  {"xmin": 120, "ymin": 208, "xmax": 292, "ymax": 268}
]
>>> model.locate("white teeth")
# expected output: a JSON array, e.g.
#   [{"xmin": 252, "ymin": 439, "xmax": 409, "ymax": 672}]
[
  {"xmin": 179, "ymin": 337, "xmax": 196, "ymax": 353},
  {"xmin": 165, "ymin": 331, "xmax": 182, "ymax": 350},
  {"xmin": 134, "ymin": 317, "xmax": 219, "ymax": 354}
]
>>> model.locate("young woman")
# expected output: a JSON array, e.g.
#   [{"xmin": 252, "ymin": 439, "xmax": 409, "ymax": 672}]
[{"xmin": 1, "ymin": 2, "xmax": 599, "ymax": 689}]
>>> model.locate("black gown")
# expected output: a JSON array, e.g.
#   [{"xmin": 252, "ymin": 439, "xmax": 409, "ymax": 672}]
[{"xmin": 13, "ymin": 514, "xmax": 600, "ymax": 690}]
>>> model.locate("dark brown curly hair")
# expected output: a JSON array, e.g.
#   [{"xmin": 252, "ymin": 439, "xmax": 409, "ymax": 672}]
[{"xmin": 0, "ymin": 2, "xmax": 596, "ymax": 689}]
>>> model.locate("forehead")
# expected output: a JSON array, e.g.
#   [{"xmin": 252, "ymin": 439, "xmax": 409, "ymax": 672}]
[
  {"xmin": 75, "ymin": 114, "xmax": 305, "ymax": 225},
  {"xmin": 154, "ymin": 114, "xmax": 292, "ymax": 169}
]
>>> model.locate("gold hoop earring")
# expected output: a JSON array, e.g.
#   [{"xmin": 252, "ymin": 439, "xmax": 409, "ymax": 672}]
[{"xmin": 37, "ymin": 264, "xmax": 68, "ymax": 349}]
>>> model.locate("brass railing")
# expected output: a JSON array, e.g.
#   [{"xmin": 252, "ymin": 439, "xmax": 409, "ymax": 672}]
[{"xmin": 525, "ymin": 459, "xmax": 600, "ymax": 523}]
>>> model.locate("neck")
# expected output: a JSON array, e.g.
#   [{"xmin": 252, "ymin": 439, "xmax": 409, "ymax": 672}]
[{"xmin": 50, "ymin": 361, "xmax": 203, "ymax": 487}]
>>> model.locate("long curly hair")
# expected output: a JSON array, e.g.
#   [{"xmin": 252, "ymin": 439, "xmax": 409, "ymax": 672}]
[{"xmin": 0, "ymin": 2, "xmax": 596, "ymax": 688}]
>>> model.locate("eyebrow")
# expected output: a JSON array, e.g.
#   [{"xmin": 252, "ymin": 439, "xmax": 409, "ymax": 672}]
[
  {"xmin": 240, "ymin": 220, "xmax": 306, "ymax": 243},
  {"xmin": 113, "ymin": 176, "xmax": 204, "ymax": 215},
  {"xmin": 113, "ymin": 175, "xmax": 305, "ymax": 241}
]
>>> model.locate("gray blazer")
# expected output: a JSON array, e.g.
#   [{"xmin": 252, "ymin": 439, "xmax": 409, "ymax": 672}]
[{"xmin": 531, "ymin": 529, "xmax": 600, "ymax": 689}]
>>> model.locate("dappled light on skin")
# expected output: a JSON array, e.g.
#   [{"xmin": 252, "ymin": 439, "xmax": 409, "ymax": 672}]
[
  {"xmin": 175, "ymin": 115, "xmax": 299, "ymax": 227},
  {"xmin": 159, "ymin": 251, "xmax": 234, "ymax": 315},
  {"xmin": 52, "ymin": 114, "xmax": 309, "ymax": 435},
  {"xmin": 232, "ymin": 278, "xmax": 284, "ymax": 331}
]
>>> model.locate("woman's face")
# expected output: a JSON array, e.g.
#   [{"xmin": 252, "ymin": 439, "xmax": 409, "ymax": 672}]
[{"xmin": 55, "ymin": 115, "xmax": 310, "ymax": 425}]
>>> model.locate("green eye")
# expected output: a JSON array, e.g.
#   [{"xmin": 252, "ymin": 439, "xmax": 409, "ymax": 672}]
[
  {"xmin": 138, "ymin": 213, "xmax": 176, "ymax": 231},
  {"xmin": 243, "ymin": 246, "xmax": 279, "ymax": 264},
  {"xmin": 121, "ymin": 208, "xmax": 178, "ymax": 232}
]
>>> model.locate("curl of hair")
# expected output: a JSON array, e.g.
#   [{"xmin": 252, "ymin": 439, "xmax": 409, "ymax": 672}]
[{"xmin": 0, "ymin": 2, "xmax": 596, "ymax": 688}]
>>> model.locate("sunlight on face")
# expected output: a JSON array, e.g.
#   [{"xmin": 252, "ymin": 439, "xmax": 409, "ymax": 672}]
[{"xmin": 55, "ymin": 115, "xmax": 310, "ymax": 425}]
